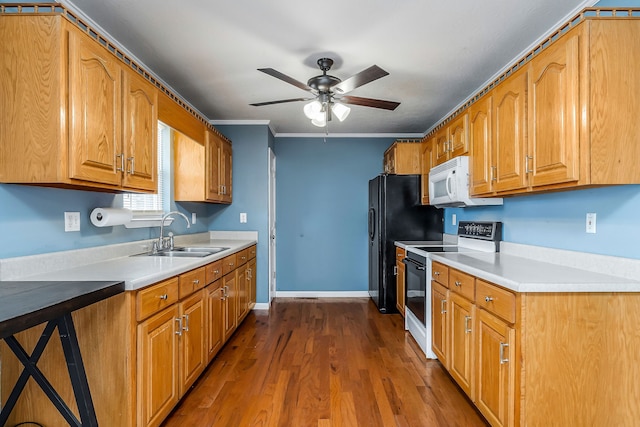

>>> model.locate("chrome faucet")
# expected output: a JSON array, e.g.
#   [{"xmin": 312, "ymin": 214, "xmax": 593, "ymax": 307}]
[{"xmin": 155, "ymin": 211, "xmax": 191, "ymax": 252}]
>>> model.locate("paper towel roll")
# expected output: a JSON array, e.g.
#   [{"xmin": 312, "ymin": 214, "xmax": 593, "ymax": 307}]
[{"xmin": 90, "ymin": 208, "xmax": 133, "ymax": 227}]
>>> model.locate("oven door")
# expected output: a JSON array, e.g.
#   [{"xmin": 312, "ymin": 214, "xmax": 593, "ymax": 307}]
[{"xmin": 403, "ymin": 255, "xmax": 426, "ymax": 326}]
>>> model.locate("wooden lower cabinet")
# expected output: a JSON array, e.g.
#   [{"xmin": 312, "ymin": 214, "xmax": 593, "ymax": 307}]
[
  {"xmin": 222, "ymin": 271, "xmax": 238, "ymax": 342},
  {"xmin": 475, "ymin": 308, "xmax": 515, "ymax": 427},
  {"xmin": 449, "ymin": 293, "xmax": 475, "ymax": 398},
  {"xmin": 431, "ymin": 281, "xmax": 448, "ymax": 366},
  {"xmin": 395, "ymin": 247, "xmax": 406, "ymax": 316},
  {"xmin": 178, "ymin": 290, "xmax": 206, "ymax": 395},
  {"xmin": 137, "ymin": 304, "xmax": 180, "ymax": 427},
  {"xmin": 247, "ymin": 256, "xmax": 257, "ymax": 308},
  {"xmin": 236, "ymin": 264, "xmax": 249, "ymax": 321},
  {"xmin": 206, "ymin": 280, "xmax": 224, "ymax": 362}
]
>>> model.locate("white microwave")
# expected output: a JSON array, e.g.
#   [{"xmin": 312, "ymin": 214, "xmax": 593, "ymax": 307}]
[{"xmin": 428, "ymin": 156, "xmax": 503, "ymax": 208}]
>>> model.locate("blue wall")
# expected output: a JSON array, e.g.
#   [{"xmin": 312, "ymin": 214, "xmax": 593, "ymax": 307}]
[
  {"xmin": 210, "ymin": 125, "xmax": 271, "ymax": 303},
  {"xmin": 445, "ymin": 185, "xmax": 640, "ymax": 259},
  {"xmin": 273, "ymin": 136, "xmax": 395, "ymax": 292}
]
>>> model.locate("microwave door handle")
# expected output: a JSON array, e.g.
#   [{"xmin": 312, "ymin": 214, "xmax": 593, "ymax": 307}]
[{"xmin": 445, "ymin": 171, "xmax": 455, "ymax": 198}]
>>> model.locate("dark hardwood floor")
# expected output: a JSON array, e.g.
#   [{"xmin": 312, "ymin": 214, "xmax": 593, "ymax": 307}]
[{"xmin": 162, "ymin": 298, "xmax": 488, "ymax": 427}]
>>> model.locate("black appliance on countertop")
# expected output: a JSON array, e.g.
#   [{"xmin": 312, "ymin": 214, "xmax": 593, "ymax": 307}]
[{"xmin": 368, "ymin": 174, "xmax": 443, "ymax": 313}]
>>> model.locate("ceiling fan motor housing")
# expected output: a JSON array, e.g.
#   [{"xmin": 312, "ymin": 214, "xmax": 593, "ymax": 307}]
[{"xmin": 307, "ymin": 57, "xmax": 341, "ymax": 92}]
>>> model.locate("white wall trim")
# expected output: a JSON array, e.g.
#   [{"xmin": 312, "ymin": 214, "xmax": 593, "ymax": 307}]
[
  {"xmin": 274, "ymin": 132, "xmax": 422, "ymax": 139},
  {"xmin": 275, "ymin": 291, "xmax": 370, "ymax": 298},
  {"xmin": 252, "ymin": 303, "xmax": 270, "ymax": 310}
]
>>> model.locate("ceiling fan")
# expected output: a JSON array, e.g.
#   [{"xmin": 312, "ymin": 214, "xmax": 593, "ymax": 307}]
[{"xmin": 250, "ymin": 58, "xmax": 400, "ymax": 127}]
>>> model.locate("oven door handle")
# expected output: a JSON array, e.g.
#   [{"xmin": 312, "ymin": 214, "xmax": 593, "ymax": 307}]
[{"xmin": 402, "ymin": 258, "xmax": 426, "ymax": 271}]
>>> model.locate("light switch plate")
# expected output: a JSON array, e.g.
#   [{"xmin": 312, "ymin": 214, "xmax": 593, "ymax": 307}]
[
  {"xmin": 452, "ymin": 214, "xmax": 457, "ymax": 226},
  {"xmin": 191, "ymin": 212, "xmax": 197, "ymax": 224},
  {"xmin": 65, "ymin": 212, "xmax": 80, "ymax": 232},
  {"xmin": 240, "ymin": 212, "xmax": 247, "ymax": 223}
]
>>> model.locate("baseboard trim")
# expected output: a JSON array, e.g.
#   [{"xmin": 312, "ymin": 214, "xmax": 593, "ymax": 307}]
[
  {"xmin": 252, "ymin": 303, "xmax": 270, "ymax": 310},
  {"xmin": 275, "ymin": 291, "xmax": 370, "ymax": 298}
]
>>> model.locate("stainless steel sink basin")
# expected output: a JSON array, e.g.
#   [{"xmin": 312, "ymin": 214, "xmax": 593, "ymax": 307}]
[{"xmin": 132, "ymin": 246, "xmax": 230, "ymax": 258}]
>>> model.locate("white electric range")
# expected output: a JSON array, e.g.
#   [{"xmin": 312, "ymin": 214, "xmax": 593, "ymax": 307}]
[{"xmin": 403, "ymin": 221, "xmax": 502, "ymax": 359}]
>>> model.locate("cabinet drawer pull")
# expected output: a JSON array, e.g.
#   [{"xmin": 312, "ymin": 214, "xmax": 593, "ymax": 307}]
[
  {"xmin": 193, "ymin": 279, "xmax": 200, "ymax": 285},
  {"xmin": 183, "ymin": 314, "xmax": 189, "ymax": 332},
  {"xmin": 440, "ymin": 299, "xmax": 447, "ymax": 314},
  {"xmin": 159, "ymin": 294, "xmax": 168, "ymax": 300},
  {"xmin": 499, "ymin": 342, "xmax": 509, "ymax": 364},
  {"xmin": 455, "ymin": 281, "xmax": 462, "ymax": 287},
  {"xmin": 213, "ymin": 269, "xmax": 220, "ymax": 274},
  {"xmin": 175, "ymin": 318, "xmax": 183, "ymax": 336},
  {"xmin": 434, "ymin": 271, "xmax": 440, "ymax": 276},
  {"xmin": 485, "ymin": 296, "xmax": 494, "ymax": 302},
  {"xmin": 464, "ymin": 316, "xmax": 472, "ymax": 334}
]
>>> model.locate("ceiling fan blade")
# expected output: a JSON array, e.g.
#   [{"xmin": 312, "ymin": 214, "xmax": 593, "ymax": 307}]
[
  {"xmin": 332, "ymin": 65, "xmax": 389, "ymax": 94},
  {"xmin": 341, "ymin": 95, "xmax": 400, "ymax": 111},
  {"xmin": 257, "ymin": 68, "xmax": 315, "ymax": 93},
  {"xmin": 250, "ymin": 97, "xmax": 312, "ymax": 107}
]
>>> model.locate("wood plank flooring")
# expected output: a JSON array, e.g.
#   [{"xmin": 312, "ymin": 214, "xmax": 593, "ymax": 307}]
[{"xmin": 162, "ymin": 298, "xmax": 488, "ymax": 427}]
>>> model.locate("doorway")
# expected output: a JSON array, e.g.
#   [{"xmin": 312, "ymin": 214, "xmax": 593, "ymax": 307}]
[{"xmin": 268, "ymin": 147, "xmax": 276, "ymax": 302}]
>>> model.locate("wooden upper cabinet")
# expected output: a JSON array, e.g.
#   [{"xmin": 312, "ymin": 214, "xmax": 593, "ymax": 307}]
[
  {"xmin": 0, "ymin": 15, "xmax": 157, "ymax": 193},
  {"xmin": 493, "ymin": 69, "xmax": 528, "ymax": 193},
  {"xmin": 469, "ymin": 94, "xmax": 493, "ymax": 196},
  {"xmin": 420, "ymin": 137, "xmax": 435, "ymax": 205},
  {"xmin": 527, "ymin": 25, "xmax": 581, "ymax": 188},
  {"xmin": 383, "ymin": 141, "xmax": 421, "ymax": 174},
  {"xmin": 433, "ymin": 113, "xmax": 469, "ymax": 166},
  {"xmin": 122, "ymin": 68, "xmax": 158, "ymax": 191},
  {"xmin": 174, "ymin": 128, "xmax": 232, "ymax": 204}
]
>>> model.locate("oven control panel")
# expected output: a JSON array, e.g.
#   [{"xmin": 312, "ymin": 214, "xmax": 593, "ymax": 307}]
[{"xmin": 458, "ymin": 221, "xmax": 502, "ymax": 241}]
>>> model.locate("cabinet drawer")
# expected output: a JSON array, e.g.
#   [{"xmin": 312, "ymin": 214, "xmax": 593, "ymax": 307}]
[
  {"xmin": 432, "ymin": 261, "xmax": 449, "ymax": 287},
  {"xmin": 179, "ymin": 267, "xmax": 206, "ymax": 298},
  {"xmin": 248, "ymin": 245, "xmax": 257, "ymax": 259},
  {"xmin": 237, "ymin": 249, "xmax": 249, "ymax": 266},
  {"xmin": 205, "ymin": 260, "xmax": 223, "ymax": 284},
  {"xmin": 396, "ymin": 247, "xmax": 406, "ymax": 261},
  {"xmin": 476, "ymin": 279, "xmax": 516, "ymax": 324},
  {"xmin": 137, "ymin": 277, "xmax": 179, "ymax": 322},
  {"xmin": 222, "ymin": 253, "xmax": 237, "ymax": 276},
  {"xmin": 449, "ymin": 268, "xmax": 475, "ymax": 301}
]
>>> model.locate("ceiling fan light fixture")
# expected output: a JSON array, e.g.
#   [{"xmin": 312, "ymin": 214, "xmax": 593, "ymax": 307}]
[
  {"xmin": 303, "ymin": 100, "xmax": 322, "ymax": 119},
  {"xmin": 311, "ymin": 114, "xmax": 326, "ymax": 127},
  {"xmin": 332, "ymin": 102, "xmax": 351, "ymax": 122}
]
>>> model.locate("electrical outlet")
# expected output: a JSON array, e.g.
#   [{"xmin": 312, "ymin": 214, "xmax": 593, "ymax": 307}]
[
  {"xmin": 240, "ymin": 212, "xmax": 247, "ymax": 223},
  {"xmin": 452, "ymin": 214, "xmax": 457, "ymax": 226},
  {"xmin": 586, "ymin": 212, "xmax": 596, "ymax": 234},
  {"xmin": 64, "ymin": 212, "xmax": 80, "ymax": 232},
  {"xmin": 191, "ymin": 212, "xmax": 197, "ymax": 224}
]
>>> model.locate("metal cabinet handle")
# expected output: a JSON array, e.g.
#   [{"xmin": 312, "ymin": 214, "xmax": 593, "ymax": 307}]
[
  {"xmin": 525, "ymin": 155, "xmax": 533, "ymax": 174},
  {"xmin": 193, "ymin": 279, "xmax": 200, "ymax": 285},
  {"xmin": 440, "ymin": 299, "xmax": 447, "ymax": 314},
  {"xmin": 183, "ymin": 314, "xmax": 189, "ymax": 332},
  {"xmin": 434, "ymin": 271, "xmax": 440, "ymax": 276},
  {"xmin": 159, "ymin": 294, "xmax": 168, "ymax": 300},
  {"xmin": 175, "ymin": 318, "xmax": 183, "ymax": 336},
  {"xmin": 393, "ymin": 265, "xmax": 398, "ymax": 275},
  {"xmin": 213, "ymin": 269, "xmax": 220, "ymax": 274},
  {"xmin": 464, "ymin": 316, "xmax": 472, "ymax": 334},
  {"xmin": 485, "ymin": 296, "xmax": 494, "ymax": 302},
  {"xmin": 499, "ymin": 342, "xmax": 509, "ymax": 364},
  {"xmin": 455, "ymin": 281, "xmax": 462, "ymax": 287},
  {"xmin": 115, "ymin": 153, "xmax": 124, "ymax": 172},
  {"xmin": 127, "ymin": 156, "xmax": 135, "ymax": 175},
  {"xmin": 491, "ymin": 166, "xmax": 497, "ymax": 181}
]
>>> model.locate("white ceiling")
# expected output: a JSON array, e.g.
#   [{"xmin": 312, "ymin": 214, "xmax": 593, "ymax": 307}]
[{"xmin": 64, "ymin": 0, "xmax": 595, "ymax": 136}]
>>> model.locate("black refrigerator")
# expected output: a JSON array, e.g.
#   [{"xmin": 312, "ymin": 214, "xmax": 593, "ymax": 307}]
[{"xmin": 368, "ymin": 174, "xmax": 443, "ymax": 313}]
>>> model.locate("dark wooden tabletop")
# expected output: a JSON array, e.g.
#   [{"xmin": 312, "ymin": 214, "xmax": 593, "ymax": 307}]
[{"xmin": 0, "ymin": 280, "xmax": 125, "ymax": 339}]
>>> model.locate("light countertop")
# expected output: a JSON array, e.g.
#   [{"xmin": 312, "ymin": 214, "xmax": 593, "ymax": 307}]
[
  {"xmin": 430, "ymin": 251, "xmax": 640, "ymax": 293},
  {"xmin": 1, "ymin": 238, "xmax": 256, "ymax": 291}
]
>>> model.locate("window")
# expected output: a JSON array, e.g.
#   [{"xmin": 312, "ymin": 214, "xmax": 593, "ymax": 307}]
[{"xmin": 122, "ymin": 122, "xmax": 168, "ymax": 213}]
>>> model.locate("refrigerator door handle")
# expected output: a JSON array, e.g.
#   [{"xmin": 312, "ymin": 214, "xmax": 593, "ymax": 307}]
[{"xmin": 368, "ymin": 208, "xmax": 375, "ymax": 241}]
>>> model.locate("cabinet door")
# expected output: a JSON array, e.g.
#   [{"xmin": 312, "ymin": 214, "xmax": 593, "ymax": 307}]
[
  {"xmin": 449, "ymin": 113, "xmax": 469, "ymax": 158},
  {"xmin": 420, "ymin": 138, "xmax": 434, "ymax": 205},
  {"xmin": 528, "ymin": 28, "xmax": 581, "ymax": 188},
  {"xmin": 137, "ymin": 305, "xmax": 180, "ymax": 427},
  {"xmin": 223, "ymin": 273, "xmax": 237, "ymax": 341},
  {"xmin": 179, "ymin": 290, "xmax": 206, "ymax": 395},
  {"xmin": 122, "ymin": 68, "xmax": 157, "ymax": 192},
  {"xmin": 206, "ymin": 130, "xmax": 222, "ymax": 201},
  {"xmin": 395, "ymin": 260, "xmax": 406, "ymax": 316},
  {"xmin": 236, "ymin": 264, "xmax": 249, "ymax": 322},
  {"xmin": 384, "ymin": 147, "xmax": 396, "ymax": 173},
  {"xmin": 220, "ymin": 140, "xmax": 233, "ymax": 203},
  {"xmin": 449, "ymin": 293, "xmax": 475, "ymax": 398},
  {"xmin": 247, "ymin": 257, "xmax": 257, "ymax": 307},
  {"xmin": 431, "ymin": 282, "xmax": 448, "ymax": 367},
  {"xmin": 476, "ymin": 309, "xmax": 515, "ymax": 427},
  {"xmin": 68, "ymin": 27, "xmax": 122, "ymax": 186},
  {"xmin": 493, "ymin": 69, "xmax": 528, "ymax": 192},
  {"xmin": 434, "ymin": 128, "xmax": 449, "ymax": 166},
  {"xmin": 469, "ymin": 95, "xmax": 493, "ymax": 196},
  {"xmin": 206, "ymin": 282, "xmax": 224, "ymax": 362}
]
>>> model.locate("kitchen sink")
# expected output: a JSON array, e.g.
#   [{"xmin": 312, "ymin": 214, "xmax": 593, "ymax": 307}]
[{"xmin": 132, "ymin": 247, "xmax": 229, "ymax": 258}]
